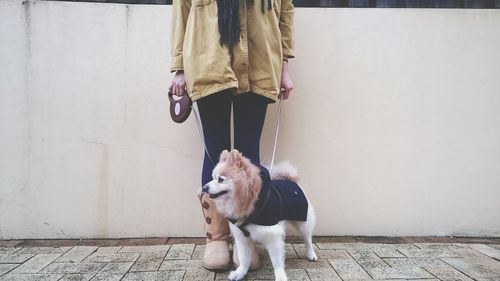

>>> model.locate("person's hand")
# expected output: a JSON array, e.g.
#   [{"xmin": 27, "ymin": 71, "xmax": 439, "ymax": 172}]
[
  {"xmin": 169, "ymin": 70, "xmax": 186, "ymax": 96},
  {"xmin": 280, "ymin": 60, "xmax": 294, "ymax": 99}
]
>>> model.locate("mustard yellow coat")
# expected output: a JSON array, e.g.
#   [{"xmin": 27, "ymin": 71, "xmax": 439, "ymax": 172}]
[{"xmin": 170, "ymin": 0, "xmax": 295, "ymax": 102}]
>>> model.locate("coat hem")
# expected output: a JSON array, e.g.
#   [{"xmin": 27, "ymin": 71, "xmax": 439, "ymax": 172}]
[
  {"xmin": 248, "ymin": 84, "xmax": 279, "ymax": 103},
  {"xmin": 189, "ymin": 82, "xmax": 239, "ymax": 102}
]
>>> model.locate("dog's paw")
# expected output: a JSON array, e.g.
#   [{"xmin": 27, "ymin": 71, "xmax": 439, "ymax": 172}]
[
  {"xmin": 274, "ymin": 268, "xmax": 288, "ymax": 281},
  {"xmin": 307, "ymin": 251, "xmax": 318, "ymax": 261},
  {"xmin": 228, "ymin": 270, "xmax": 246, "ymax": 281}
]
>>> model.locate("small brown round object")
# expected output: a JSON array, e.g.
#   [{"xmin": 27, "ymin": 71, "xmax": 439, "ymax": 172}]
[
  {"xmin": 202, "ymin": 201, "xmax": 209, "ymax": 209},
  {"xmin": 205, "ymin": 217, "xmax": 212, "ymax": 224},
  {"xmin": 206, "ymin": 232, "xmax": 212, "ymax": 239}
]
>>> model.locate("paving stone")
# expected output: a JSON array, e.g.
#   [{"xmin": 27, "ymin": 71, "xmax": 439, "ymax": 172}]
[
  {"xmin": 441, "ymin": 257, "xmax": 498, "ymax": 278},
  {"xmin": 452, "ymin": 237, "xmax": 500, "ymax": 244},
  {"xmin": 158, "ymin": 259, "xmax": 203, "ymax": 271},
  {"xmin": 285, "ymin": 269, "xmax": 310, "ymax": 280},
  {"xmin": 0, "ymin": 241, "xmax": 23, "ymax": 248},
  {"xmin": 285, "ymin": 243, "xmax": 299, "ymax": 259},
  {"xmin": 353, "ymin": 236, "xmax": 407, "ymax": 244},
  {"xmin": 166, "ymin": 238, "xmax": 205, "ymax": 245},
  {"xmin": 90, "ymin": 262, "xmax": 134, "ymax": 281},
  {"xmin": 292, "ymin": 244, "xmax": 320, "ymax": 259},
  {"xmin": 348, "ymin": 249, "xmax": 388, "ymax": 269},
  {"xmin": 77, "ymin": 240, "xmax": 121, "ymax": 247},
  {"xmin": 164, "ymin": 244, "xmax": 195, "ymax": 260},
  {"xmin": 313, "ymin": 236, "xmax": 358, "ymax": 243},
  {"xmin": 0, "ymin": 249, "xmax": 20, "ymax": 255},
  {"xmin": 129, "ymin": 252, "xmax": 166, "ymax": 271},
  {"xmin": 316, "ymin": 249, "xmax": 350, "ymax": 259},
  {"xmin": 286, "ymin": 258, "xmax": 331, "ymax": 269},
  {"xmin": 467, "ymin": 244, "xmax": 500, "ymax": 260},
  {"xmin": 39, "ymin": 262, "xmax": 105, "ymax": 274},
  {"xmin": 15, "ymin": 247, "xmax": 71, "ymax": 255},
  {"xmin": 121, "ymin": 270, "xmax": 185, "ymax": 281},
  {"xmin": 402, "ymin": 236, "xmax": 454, "ymax": 243},
  {"xmin": 365, "ymin": 244, "xmax": 405, "ymax": 258},
  {"xmin": 383, "ymin": 256, "xmax": 448, "ymax": 267},
  {"xmin": 476, "ymin": 278, "xmax": 500, "ymax": 281},
  {"xmin": 414, "ymin": 242, "xmax": 469, "ymax": 250},
  {"xmin": 306, "ymin": 268, "xmax": 342, "ymax": 281},
  {"xmin": 83, "ymin": 252, "xmax": 140, "ymax": 263},
  {"xmin": 0, "ymin": 253, "xmax": 35, "ymax": 263},
  {"xmin": 366, "ymin": 265, "xmax": 434, "ymax": 279},
  {"xmin": 56, "ymin": 246, "xmax": 98, "ymax": 263},
  {"xmin": 16, "ymin": 240, "xmax": 79, "ymax": 248},
  {"xmin": 424, "ymin": 264, "xmax": 475, "ymax": 281},
  {"xmin": 0, "ymin": 264, "xmax": 18, "ymax": 276},
  {"xmin": 244, "ymin": 268, "xmax": 310, "ymax": 280},
  {"xmin": 117, "ymin": 238, "xmax": 168, "ymax": 246},
  {"xmin": 94, "ymin": 247, "xmax": 122, "ymax": 254},
  {"xmin": 396, "ymin": 246, "xmax": 457, "ymax": 258},
  {"xmin": 214, "ymin": 271, "xmax": 229, "ymax": 280},
  {"xmin": 0, "ymin": 273, "xmax": 65, "ymax": 281},
  {"xmin": 59, "ymin": 273, "xmax": 95, "ymax": 281},
  {"xmin": 183, "ymin": 268, "xmax": 216, "ymax": 281},
  {"xmin": 328, "ymin": 258, "xmax": 372, "ymax": 280},
  {"xmin": 191, "ymin": 245, "xmax": 205, "ymax": 260},
  {"xmin": 118, "ymin": 245, "xmax": 170, "ymax": 253},
  {"xmin": 316, "ymin": 243, "xmax": 368, "ymax": 251},
  {"xmin": 8, "ymin": 254, "xmax": 62, "ymax": 274}
]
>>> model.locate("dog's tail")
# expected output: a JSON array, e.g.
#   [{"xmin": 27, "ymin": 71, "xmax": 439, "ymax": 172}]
[{"xmin": 269, "ymin": 161, "xmax": 299, "ymax": 182}]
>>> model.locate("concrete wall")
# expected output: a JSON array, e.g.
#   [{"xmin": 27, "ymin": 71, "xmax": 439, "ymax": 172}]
[{"xmin": 1, "ymin": 0, "xmax": 499, "ymax": 238}]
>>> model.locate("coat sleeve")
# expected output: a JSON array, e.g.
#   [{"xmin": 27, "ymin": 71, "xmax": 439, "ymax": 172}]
[
  {"xmin": 279, "ymin": 0, "xmax": 295, "ymax": 59},
  {"xmin": 170, "ymin": 0, "xmax": 191, "ymax": 72}
]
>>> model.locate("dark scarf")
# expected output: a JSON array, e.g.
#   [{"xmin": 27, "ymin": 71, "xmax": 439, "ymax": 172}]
[{"xmin": 217, "ymin": 0, "xmax": 272, "ymax": 50}]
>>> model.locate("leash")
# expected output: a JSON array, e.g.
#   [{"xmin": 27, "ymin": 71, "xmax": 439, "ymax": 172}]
[
  {"xmin": 269, "ymin": 93, "xmax": 284, "ymax": 173},
  {"xmin": 192, "ymin": 102, "xmax": 215, "ymax": 165},
  {"xmin": 191, "ymin": 92, "xmax": 284, "ymax": 169}
]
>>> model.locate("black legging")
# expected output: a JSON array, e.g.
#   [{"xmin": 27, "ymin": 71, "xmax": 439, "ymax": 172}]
[{"xmin": 197, "ymin": 90, "xmax": 271, "ymax": 186}]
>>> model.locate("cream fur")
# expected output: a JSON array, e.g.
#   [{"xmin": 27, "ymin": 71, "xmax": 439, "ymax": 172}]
[{"xmin": 202, "ymin": 149, "xmax": 317, "ymax": 281}]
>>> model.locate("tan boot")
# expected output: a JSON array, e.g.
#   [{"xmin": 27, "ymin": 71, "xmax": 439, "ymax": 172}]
[
  {"xmin": 199, "ymin": 193, "xmax": 231, "ymax": 270},
  {"xmin": 232, "ymin": 243, "xmax": 261, "ymax": 270}
]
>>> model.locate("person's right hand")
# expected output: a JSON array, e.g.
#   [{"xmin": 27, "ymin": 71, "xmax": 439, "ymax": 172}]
[{"xmin": 169, "ymin": 70, "xmax": 186, "ymax": 96}]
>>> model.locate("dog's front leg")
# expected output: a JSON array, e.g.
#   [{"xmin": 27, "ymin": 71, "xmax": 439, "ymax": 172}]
[
  {"xmin": 228, "ymin": 231, "xmax": 253, "ymax": 281},
  {"xmin": 264, "ymin": 239, "xmax": 287, "ymax": 281}
]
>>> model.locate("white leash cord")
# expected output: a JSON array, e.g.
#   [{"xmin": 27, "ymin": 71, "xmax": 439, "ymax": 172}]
[
  {"xmin": 191, "ymin": 93, "xmax": 284, "ymax": 170},
  {"xmin": 269, "ymin": 93, "xmax": 284, "ymax": 173},
  {"xmin": 192, "ymin": 103, "xmax": 215, "ymax": 165}
]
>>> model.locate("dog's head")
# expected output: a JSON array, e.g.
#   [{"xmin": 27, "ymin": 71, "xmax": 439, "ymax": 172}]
[{"xmin": 202, "ymin": 149, "xmax": 262, "ymax": 219}]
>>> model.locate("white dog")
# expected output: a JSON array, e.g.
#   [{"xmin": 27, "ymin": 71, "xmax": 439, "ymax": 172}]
[{"xmin": 202, "ymin": 149, "xmax": 317, "ymax": 281}]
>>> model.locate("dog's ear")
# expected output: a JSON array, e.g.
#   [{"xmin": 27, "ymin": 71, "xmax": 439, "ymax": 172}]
[
  {"xmin": 219, "ymin": 150, "xmax": 230, "ymax": 162},
  {"xmin": 228, "ymin": 150, "xmax": 243, "ymax": 167}
]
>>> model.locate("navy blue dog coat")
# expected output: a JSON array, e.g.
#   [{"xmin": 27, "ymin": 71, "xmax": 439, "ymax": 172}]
[{"xmin": 228, "ymin": 166, "xmax": 308, "ymax": 236}]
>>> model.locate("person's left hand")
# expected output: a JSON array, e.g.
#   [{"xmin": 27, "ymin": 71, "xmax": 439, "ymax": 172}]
[{"xmin": 280, "ymin": 60, "xmax": 294, "ymax": 99}]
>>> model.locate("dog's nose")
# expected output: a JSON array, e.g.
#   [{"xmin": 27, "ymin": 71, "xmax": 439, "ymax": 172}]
[{"xmin": 202, "ymin": 184, "xmax": 209, "ymax": 193}]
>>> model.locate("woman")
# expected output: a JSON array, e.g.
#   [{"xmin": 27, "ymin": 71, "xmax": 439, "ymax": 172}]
[{"xmin": 169, "ymin": 0, "xmax": 295, "ymax": 271}]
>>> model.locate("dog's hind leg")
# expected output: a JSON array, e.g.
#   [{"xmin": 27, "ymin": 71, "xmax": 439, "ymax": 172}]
[
  {"xmin": 263, "ymin": 238, "xmax": 287, "ymax": 281},
  {"xmin": 295, "ymin": 204, "xmax": 318, "ymax": 261}
]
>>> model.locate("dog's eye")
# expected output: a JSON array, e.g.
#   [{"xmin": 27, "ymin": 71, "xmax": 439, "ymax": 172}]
[{"xmin": 218, "ymin": 177, "xmax": 224, "ymax": 183}]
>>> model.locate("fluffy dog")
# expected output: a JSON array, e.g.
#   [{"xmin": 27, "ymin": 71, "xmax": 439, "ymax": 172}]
[{"xmin": 202, "ymin": 149, "xmax": 317, "ymax": 281}]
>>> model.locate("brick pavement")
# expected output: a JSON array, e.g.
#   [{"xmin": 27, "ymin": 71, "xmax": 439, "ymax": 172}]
[{"xmin": 0, "ymin": 237, "xmax": 499, "ymax": 280}]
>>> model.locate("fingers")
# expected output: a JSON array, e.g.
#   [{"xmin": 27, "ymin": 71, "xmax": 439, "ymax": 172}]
[
  {"xmin": 171, "ymin": 73, "xmax": 186, "ymax": 96},
  {"xmin": 281, "ymin": 83, "xmax": 293, "ymax": 100}
]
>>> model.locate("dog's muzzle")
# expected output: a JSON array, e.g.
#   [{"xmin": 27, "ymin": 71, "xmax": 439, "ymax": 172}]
[
  {"xmin": 208, "ymin": 190, "xmax": 228, "ymax": 199},
  {"xmin": 202, "ymin": 184, "xmax": 228, "ymax": 199}
]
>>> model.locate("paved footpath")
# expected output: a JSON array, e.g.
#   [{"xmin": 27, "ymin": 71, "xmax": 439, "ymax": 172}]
[{"xmin": 0, "ymin": 236, "xmax": 499, "ymax": 281}]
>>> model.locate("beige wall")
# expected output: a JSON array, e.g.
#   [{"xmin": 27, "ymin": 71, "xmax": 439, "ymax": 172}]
[{"xmin": 1, "ymin": 0, "xmax": 499, "ymax": 238}]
